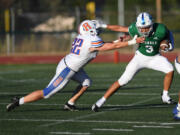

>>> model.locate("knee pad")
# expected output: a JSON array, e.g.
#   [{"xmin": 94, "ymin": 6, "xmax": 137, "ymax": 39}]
[{"xmin": 82, "ymin": 78, "xmax": 92, "ymax": 87}]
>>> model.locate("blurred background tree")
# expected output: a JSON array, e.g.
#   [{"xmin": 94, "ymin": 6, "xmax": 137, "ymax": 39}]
[
  {"xmin": 0, "ymin": 0, "xmax": 180, "ymax": 55},
  {"xmin": 1, "ymin": 0, "xmax": 180, "ymax": 32}
]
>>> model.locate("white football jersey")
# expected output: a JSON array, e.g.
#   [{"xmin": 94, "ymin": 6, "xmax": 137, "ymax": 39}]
[{"xmin": 65, "ymin": 34, "xmax": 104, "ymax": 72}]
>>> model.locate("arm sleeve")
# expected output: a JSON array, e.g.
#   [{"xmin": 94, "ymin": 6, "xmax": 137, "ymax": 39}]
[
  {"xmin": 158, "ymin": 24, "xmax": 169, "ymax": 40},
  {"xmin": 159, "ymin": 24, "xmax": 174, "ymax": 51},
  {"xmin": 91, "ymin": 36, "xmax": 105, "ymax": 48},
  {"xmin": 168, "ymin": 31, "xmax": 174, "ymax": 50},
  {"xmin": 128, "ymin": 23, "xmax": 137, "ymax": 37}
]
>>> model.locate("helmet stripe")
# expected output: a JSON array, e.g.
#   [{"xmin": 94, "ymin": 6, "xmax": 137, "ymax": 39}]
[{"xmin": 141, "ymin": 13, "xmax": 145, "ymax": 25}]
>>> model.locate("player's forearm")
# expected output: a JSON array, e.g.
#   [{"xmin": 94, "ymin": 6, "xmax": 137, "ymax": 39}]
[
  {"xmin": 93, "ymin": 43, "xmax": 114, "ymax": 51},
  {"xmin": 95, "ymin": 42, "xmax": 128, "ymax": 51},
  {"xmin": 107, "ymin": 25, "xmax": 129, "ymax": 32}
]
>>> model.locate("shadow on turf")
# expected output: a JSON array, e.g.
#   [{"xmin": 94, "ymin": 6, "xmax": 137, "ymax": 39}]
[
  {"xmin": 97, "ymin": 102, "xmax": 177, "ymax": 112},
  {"xmin": 2, "ymin": 85, "xmax": 159, "ymax": 98},
  {"xmin": 6, "ymin": 102, "xmax": 177, "ymax": 113},
  {"xmin": 72, "ymin": 101, "xmax": 177, "ymax": 111},
  {"xmin": 59, "ymin": 85, "xmax": 159, "ymax": 93}
]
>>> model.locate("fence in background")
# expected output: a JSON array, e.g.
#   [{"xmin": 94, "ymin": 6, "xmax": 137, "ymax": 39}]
[
  {"xmin": 1, "ymin": 31, "xmax": 180, "ymax": 55},
  {"xmin": 1, "ymin": 8, "xmax": 180, "ymax": 55}
]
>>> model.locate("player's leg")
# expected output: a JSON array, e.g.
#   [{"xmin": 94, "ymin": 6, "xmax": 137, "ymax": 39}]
[
  {"xmin": 163, "ymin": 70, "xmax": 174, "ymax": 93},
  {"xmin": 173, "ymin": 56, "xmax": 180, "ymax": 119},
  {"xmin": 173, "ymin": 92, "xmax": 180, "ymax": 120},
  {"xmin": 175, "ymin": 56, "xmax": 180, "ymax": 74},
  {"xmin": 92, "ymin": 55, "xmax": 142, "ymax": 111},
  {"xmin": 147, "ymin": 55, "xmax": 174, "ymax": 104},
  {"xmin": 6, "ymin": 59, "xmax": 75, "ymax": 111},
  {"xmin": 64, "ymin": 69, "xmax": 91, "ymax": 111}
]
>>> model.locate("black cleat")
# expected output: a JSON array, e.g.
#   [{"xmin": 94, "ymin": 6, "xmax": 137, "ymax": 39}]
[
  {"xmin": 6, "ymin": 97, "xmax": 20, "ymax": 112},
  {"xmin": 92, "ymin": 104, "xmax": 99, "ymax": 112},
  {"xmin": 167, "ymin": 98, "xmax": 177, "ymax": 104},
  {"xmin": 64, "ymin": 103, "xmax": 79, "ymax": 111}
]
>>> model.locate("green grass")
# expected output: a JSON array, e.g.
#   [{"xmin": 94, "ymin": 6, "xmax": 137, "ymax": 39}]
[{"xmin": 0, "ymin": 63, "xmax": 180, "ymax": 135}]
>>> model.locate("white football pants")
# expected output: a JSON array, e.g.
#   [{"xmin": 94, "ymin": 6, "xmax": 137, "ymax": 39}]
[
  {"xmin": 43, "ymin": 58, "xmax": 91, "ymax": 98},
  {"xmin": 118, "ymin": 51, "xmax": 174, "ymax": 86}
]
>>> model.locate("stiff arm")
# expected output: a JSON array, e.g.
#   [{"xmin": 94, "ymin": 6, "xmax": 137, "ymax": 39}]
[{"xmin": 90, "ymin": 36, "xmax": 144, "ymax": 52}]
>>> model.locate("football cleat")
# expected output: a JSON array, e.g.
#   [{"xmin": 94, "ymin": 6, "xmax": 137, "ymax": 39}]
[
  {"xmin": 161, "ymin": 94, "xmax": 175, "ymax": 104},
  {"xmin": 91, "ymin": 104, "xmax": 99, "ymax": 112},
  {"xmin": 173, "ymin": 104, "xmax": 179, "ymax": 115},
  {"xmin": 174, "ymin": 112, "xmax": 180, "ymax": 120},
  {"xmin": 6, "ymin": 97, "xmax": 20, "ymax": 112},
  {"xmin": 64, "ymin": 103, "xmax": 78, "ymax": 111}
]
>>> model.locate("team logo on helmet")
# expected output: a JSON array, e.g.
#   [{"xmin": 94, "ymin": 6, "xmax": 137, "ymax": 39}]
[{"xmin": 78, "ymin": 20, "xmax": 97, "ymax": 36}]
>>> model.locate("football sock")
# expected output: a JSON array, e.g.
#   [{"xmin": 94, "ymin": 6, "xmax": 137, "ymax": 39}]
[
  {"xmin": 96, "ymin": 97, "xmax": 106, "ymax": 107},
  {"xmin": 19, "ymin": 97, "xmax": 24, "ymax": 105},
  {"xmin": 68, "ymin": 101, "xmax": 74, "ymax": 105},
  {"xmin": 163, "ymin": 90, "xmax": 168, "ymax": 96}
]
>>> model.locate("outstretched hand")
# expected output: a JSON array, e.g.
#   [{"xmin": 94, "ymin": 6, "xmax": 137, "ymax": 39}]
[{"xmin": 92, "ymin": 20, "xmax": 107, "ymax": 29}]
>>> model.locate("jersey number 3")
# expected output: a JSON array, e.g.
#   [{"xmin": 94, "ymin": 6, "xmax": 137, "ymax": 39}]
[
  {"xmin": 145, "ymin": 45, "xmax": 154, "ymax": 53},
  {"xmin": 71, "ymin": 38, "xmax": 84, "ymax": 55}
]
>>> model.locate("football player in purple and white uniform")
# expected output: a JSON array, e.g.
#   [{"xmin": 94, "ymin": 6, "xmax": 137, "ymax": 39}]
[{"xmin": 6, "ymin": 20, "xmax": 144, "ymax": 111}]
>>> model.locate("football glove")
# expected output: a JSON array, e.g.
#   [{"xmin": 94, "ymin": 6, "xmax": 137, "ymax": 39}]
[{"xmin": 92, "ymin": 20, "xmax": 107, "ymax": 29}]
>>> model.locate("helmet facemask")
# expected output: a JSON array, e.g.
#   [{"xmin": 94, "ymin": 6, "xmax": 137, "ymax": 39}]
[{"xmin": 137, "ymin": 25, "xmax": 153, "ymax": 37}]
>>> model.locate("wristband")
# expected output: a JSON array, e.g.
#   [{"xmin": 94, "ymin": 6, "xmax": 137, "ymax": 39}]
[
  {"xmin": 113, "ymin": 40, "xmax": 119, "ymax": 43},
  {"xmin": 101, "ymin": 24, "xmax": 107, "ymax": 28},
  {"xmin": 128, "ymin": 35, "xmax": 137, "ymax": 45},
  {"xmin": 128, "ymin": 39, "xmax": 136, "ymax": 45}
]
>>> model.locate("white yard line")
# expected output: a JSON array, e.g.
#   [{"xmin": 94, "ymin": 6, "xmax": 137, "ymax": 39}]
[
  {"xmin": 1, "ymin": 118, "xmax": 180, "ymax": 125},
  {"xmin": 40, "ymin": 96, "xmax": 161, "ymax": 127},
  {"xmin": 133, "ymin": 125, "xmax": 173, "ymax": 128},
  {"xmin": 103, "ymin": 96, "xmax": 161, "ymax": 111},
  {"xmin": 160, "ymin": 122, "xmax": 180, "ymax": 125},
  {"xmin": 127, "ymin": 96, "xmax": 160, "ymax": 106},
  {"xmin": 0, "ymin": 77, "xmax": 37, "ymax": 83},
  {"xmin": 41, "ymin": 112, "xmax": 105, "ymax": 127},
  {"xmin": 92, "ymin": 128, "xmax": 134, "ymax": 132},
  {"xmin": 0, "ymin": 70, "xmax": 26, "ymax": 74},
  {"xmin": 49, "ymin": 131, "xmax": 91, "ymax": 135}
]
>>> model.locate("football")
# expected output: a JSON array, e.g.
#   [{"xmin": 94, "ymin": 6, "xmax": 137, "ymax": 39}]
[{"xmin": 160, "ymin": 40, "xmax": 170, "ymax": 52}]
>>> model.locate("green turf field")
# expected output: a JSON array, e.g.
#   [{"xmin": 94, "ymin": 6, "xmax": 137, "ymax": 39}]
[{"xmin": 0, "ymin": 63, "xmax": 180, "ymax": 135}]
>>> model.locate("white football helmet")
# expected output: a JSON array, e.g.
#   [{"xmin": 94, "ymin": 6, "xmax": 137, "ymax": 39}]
[
  {"xmin": 78, "ymin": 20, "xmax": 97, "ymax": 36},
  {"xmin": 175, "ymin": 56, "xmax": 180, "ymax": 74},
  {"xmin": 136, "ymin": 12, "xmax": 153, "ymax": 37}
]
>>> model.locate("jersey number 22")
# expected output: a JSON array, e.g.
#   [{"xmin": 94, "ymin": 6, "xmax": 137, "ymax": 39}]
[{"xmin": 71, "ymin": 38, "xmax": 83, "ymax": 55}]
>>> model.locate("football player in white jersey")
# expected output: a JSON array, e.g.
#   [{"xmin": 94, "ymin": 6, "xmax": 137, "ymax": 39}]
[
  {"xmin": 6, "ymin": 20, "xmax": 144, "ymax": 111},
  {"xmin": 173, "ymin": 56, "xmax": 180, "ymax": 120}
]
